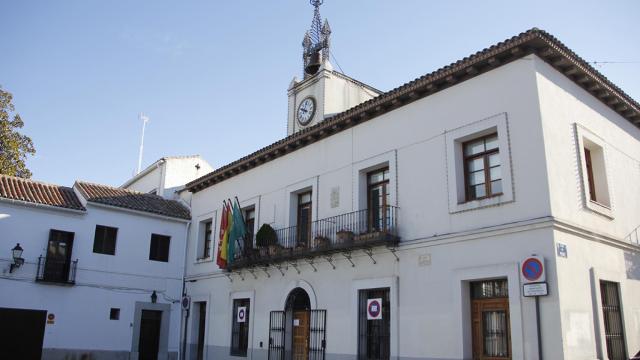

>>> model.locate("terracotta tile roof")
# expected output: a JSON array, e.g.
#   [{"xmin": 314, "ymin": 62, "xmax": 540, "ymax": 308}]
[
  {"xmin": 75, "ymin": 181, "xmax": 191, "ymax": 220},
  {"xmin": 0, "ymin": 175, "xmax": 85, "ymax": 211},
  {"xmin": 186, "ymin": 28, "xmax": 640, "ymax": 193}
]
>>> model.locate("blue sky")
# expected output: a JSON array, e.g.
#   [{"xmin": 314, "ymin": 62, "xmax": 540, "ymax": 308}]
[{"xmin": 1, "ymin": 0, "xmax": 638, "ymax": 186}]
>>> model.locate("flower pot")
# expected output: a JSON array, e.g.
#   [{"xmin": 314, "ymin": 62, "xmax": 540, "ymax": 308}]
[{"xmin": 336, "ymin": 230, "xmax": 354, "ymax": 245}]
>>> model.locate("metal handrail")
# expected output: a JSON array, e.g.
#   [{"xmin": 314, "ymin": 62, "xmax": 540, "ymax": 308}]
[
  {"xmin": 625, "ymin": 225, "xmax": 640, "ymax": 246},
  {"xmin": 35, "ymin": 255, "xmax": 78, "ymax": 284},
  {"xmin": 229, "ymin": 206, "xmax": 399, "ymax": 268}
]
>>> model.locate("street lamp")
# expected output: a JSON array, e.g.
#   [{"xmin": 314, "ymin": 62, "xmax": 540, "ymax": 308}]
[{"xmin": 10, "ymin": 243, "xmax": 24, "ymax": 273}]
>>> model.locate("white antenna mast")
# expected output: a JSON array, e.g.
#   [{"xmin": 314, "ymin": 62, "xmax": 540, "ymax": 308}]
[{"xmin": 137, "ymin": 113, "xmax": 150, "ymax": 174}]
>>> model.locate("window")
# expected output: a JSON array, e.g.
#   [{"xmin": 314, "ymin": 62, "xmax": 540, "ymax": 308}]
[
  {"xmin": 244, "ymin": 207, "xmax": 255, "ymax": 242},
  {"xmin": 297, "ymin": 192, "xmax": 312, "ymax": 247},
  {"xmin": 93, "ymin": 225, "xmax": 117, "ymax": 255},
  {"xmin": 149, "ymin": 234, "xmax": 170, "ymax": 262},
  {"xmin": 230, "ymin": 298, "xmax": 250, "ymax": 357},
  {"xmin": 367, "ymin": 168, "xmax": 390, "ymax": 231},
  {"xmin": 600, "ymin": 281, "xmax": 627, "ymax": 360},
  {"xmin": 109, "ymin": 308, "xmax": 120, "ymax": 320},
  {"xmin": 583, "ymin": 139, "xmax": 610, "ymax": 207},
  {"xmin": 358, "ymin": 288, "xmax": 390, "ymax": 360},
  {"xmin": 242, "ymin": 207, "xmax": 256, "ymax": 252},
  {"xmin": 463, "ymin": 133, "xmax": 502, "ymax": 201},
  {"xmin": 445, "ymin": 113, "xmax": 514, "ymax": 213},
  {"xmin": 199, "ymin": 221, "xmax": 213, "ymax": 260}
]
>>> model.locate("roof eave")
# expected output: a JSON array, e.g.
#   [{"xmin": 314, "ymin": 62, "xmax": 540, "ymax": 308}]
[{"xmin": 186, "ymin": 28, "xmax": 640, "ymax": 194}]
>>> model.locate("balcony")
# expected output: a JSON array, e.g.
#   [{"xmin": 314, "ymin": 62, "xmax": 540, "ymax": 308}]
[
  {"xmin": 35, "ymin": 256, "xmax": 78, "ymax": 285},
  {"xmin": 228, "ymin": 206, "xmax": 399, "ymax": 270}
]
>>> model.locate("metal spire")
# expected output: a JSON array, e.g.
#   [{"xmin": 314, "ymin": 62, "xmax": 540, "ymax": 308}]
[
  {"xmin": 303, "ymin": 0, "xmax": 330, "ymax": 77},
  {"xmin": 309, "ymin": 0, "xmax": 323, "ymax": 45}
]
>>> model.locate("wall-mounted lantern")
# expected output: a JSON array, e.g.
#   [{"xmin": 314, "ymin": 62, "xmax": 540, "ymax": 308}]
[
  {"xmin": 151, "ymin": 290, "xmax": 158, "ymax": 304},
  {"xmin": 10, "ymin": 243, "xmax": 24, "ymax": 273}
]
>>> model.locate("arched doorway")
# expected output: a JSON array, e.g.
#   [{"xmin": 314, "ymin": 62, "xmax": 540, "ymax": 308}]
[
  {"xmin": 268, "ymin": 287, "xmax": 325, "ymax": 360},
  {"xmin": 285, "ymin": 288, "xmax": 311, "ymax": 360}
]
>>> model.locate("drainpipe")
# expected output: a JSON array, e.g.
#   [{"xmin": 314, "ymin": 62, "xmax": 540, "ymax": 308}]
[{"xmin": 180, "ymin": 219, "xmax": 191, "ymax": 360}]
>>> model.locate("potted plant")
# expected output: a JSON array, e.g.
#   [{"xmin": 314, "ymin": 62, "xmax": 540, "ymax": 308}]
[
  {"xmin": 336, "ymin": 229, "xmax": 354, "ymax": 244},
  {"xmin": 256, "ymin": 224, "xmax": 277, "ymax": 256},
  {"xmin": 314, "ymin": 236, "xmax": 330, "ymax": 249}
]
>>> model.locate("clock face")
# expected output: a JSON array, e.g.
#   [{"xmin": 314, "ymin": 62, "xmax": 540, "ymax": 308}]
[{"xmin": 297, "ymin": 97, "xmax": 316, "ymax": 126}]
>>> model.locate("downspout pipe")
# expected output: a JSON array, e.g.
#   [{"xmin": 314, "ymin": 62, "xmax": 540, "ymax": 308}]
[{"xmin": 180, "ymin": 219, "xmax": 191, "ymax": 360}]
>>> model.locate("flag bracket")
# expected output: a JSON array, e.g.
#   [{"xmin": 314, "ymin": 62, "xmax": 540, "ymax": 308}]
[
  {"xmin": 275, "ymin": 264, "xmax": 285, "ymax": 276},
  {"xmin": 238, "ymin": 271, "xmax": 245, "ymax": 281},
  {"xmin": 225, "ymin": 273, "xmax": 233, "ymax": 282}
]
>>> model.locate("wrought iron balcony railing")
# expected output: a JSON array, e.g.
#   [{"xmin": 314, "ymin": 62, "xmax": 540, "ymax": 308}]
[
  {"xmin": 228, "ymin": 206, "xmax": 399, "ymax": 270},
  {"xmin": 35, "ymin": 256, "xmax": 78, "ymax": 285}
]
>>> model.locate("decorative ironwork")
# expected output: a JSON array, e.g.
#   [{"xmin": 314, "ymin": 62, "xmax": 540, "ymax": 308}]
[
  {"xmin": 268, "ymin": 311, "xmax": 286, "ymax": 360},
  {"xmin": 35, "ymin": 256, "xmax": 78, "ymax": 285},
  {"xmin": 625, "ymin": 224, "xmax": 640, "ymax": 245},
  {"xmin": 303, "ymin": 0, "xmax": 331, "ymax": 77},
  {"xmin": 228, "ymin": 206, "xmax": 399, "ymax": 270}
]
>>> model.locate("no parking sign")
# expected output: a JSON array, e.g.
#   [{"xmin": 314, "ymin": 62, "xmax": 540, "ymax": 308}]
[
  {"xmin": 521, "ymin": 255, "xmax": 545, "ymax": 284},
  {"xmin": 237, "ymin": 306, "xmax": 247, "ymax": 323},
  {"xmin": 367, "ymin": 298, "xmax": 382, "ymax": 320},
  {"xmin": 521, "ymin": 255, "xmax": 548, "ymax": 297}
]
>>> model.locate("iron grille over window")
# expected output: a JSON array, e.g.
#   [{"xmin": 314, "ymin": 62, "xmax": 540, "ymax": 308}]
[
  {"xmin": 231, "ymin": 298, "xmax": 250, "ymax": 357},
  {"xmin": 600, "ymin": 281, "xmax": 627, "ymax": 360},
  {"xmin": 471, "ymin": 279, "xmax": 509, "ymax": 299},
  {"xmin": 358, "ymin": 288, "xmax": 390, "ymax": 360}
]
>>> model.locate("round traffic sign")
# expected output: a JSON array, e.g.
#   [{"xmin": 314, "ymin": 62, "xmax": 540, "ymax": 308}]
[
  {"xmin": 368, "ymin": 299, "xmax": 381, "ymax": 318},
  {"xmin": 522, "ymin": 257, "xmax": 543, "ymax": 281}
]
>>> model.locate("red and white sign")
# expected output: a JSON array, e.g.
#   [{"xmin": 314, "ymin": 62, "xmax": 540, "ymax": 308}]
[
  {"xmin": 237, "ymin": 306, "xmax": 247, "ymax": 323},
  {"xmin": 367, "ymin": 298, "xmax": 382, "ymax": 320},
  {"xmin": 521, "ymin": 256, "xmax": 545, "ymax": 284}
]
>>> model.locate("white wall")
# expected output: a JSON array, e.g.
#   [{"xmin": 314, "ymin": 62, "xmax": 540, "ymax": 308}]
[
  {"xmin": 184, "ymin": 56, "xmax": 565, "ymax": 359},
  {"xmin": 184, "ymin": 54, "xmax": 640, "ymax": 359},
  {"xmin": 535, "ymin": 55, "xmax": 640, "ymax": 359}
]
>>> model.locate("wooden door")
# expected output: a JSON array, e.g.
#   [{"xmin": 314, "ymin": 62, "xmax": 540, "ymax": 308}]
[
  {"xmin": 44, "ymin": 230, "xmax": 74, "ymax": 282},
  {"xmin": 472, "ymin": 298, "xmax": 511, "ymax": 360},
  {"xmin": 196, "ymin": 303, "xmax": 206, "ymax": 360},
  {"xmin": 0, "ymin": 307, "xmax": 47, "ymax": 360},
  {"xmin": 139, "ymin": 310, "xmax": 162, "ymax": 360},
  {"xmin": 292, "ymin": 310, "xmax": 310, "ymax": 360}
]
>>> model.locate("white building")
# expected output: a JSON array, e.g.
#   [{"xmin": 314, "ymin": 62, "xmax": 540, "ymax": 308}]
[
  {"xmin": 180, "ymin": 7, "xmax": 640, "ymax": 360},
  {"xmin": 122, "ymin": 155, "xmax": 214, "ymax": 200},
  {"xmin": 0, "ymin": 173, "xmax": 191, "ymax": 359}
]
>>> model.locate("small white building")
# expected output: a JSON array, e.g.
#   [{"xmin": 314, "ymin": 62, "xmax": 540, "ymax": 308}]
[
  {"xmin": 0, "ymin": 174, "xmax": 191, "ymax": 360},
  {"xmin": 180, "ymin": 7, "xmax": 640, "ymax": 360},
  {"xmin": 121, "ymin": 155, "xmax": 213, "ymax": 200}
]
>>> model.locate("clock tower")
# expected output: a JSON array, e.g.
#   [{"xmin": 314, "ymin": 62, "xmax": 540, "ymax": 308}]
[{"xmin": 287, "ymin": 0, "xmax": 381, "ymax": 136}]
